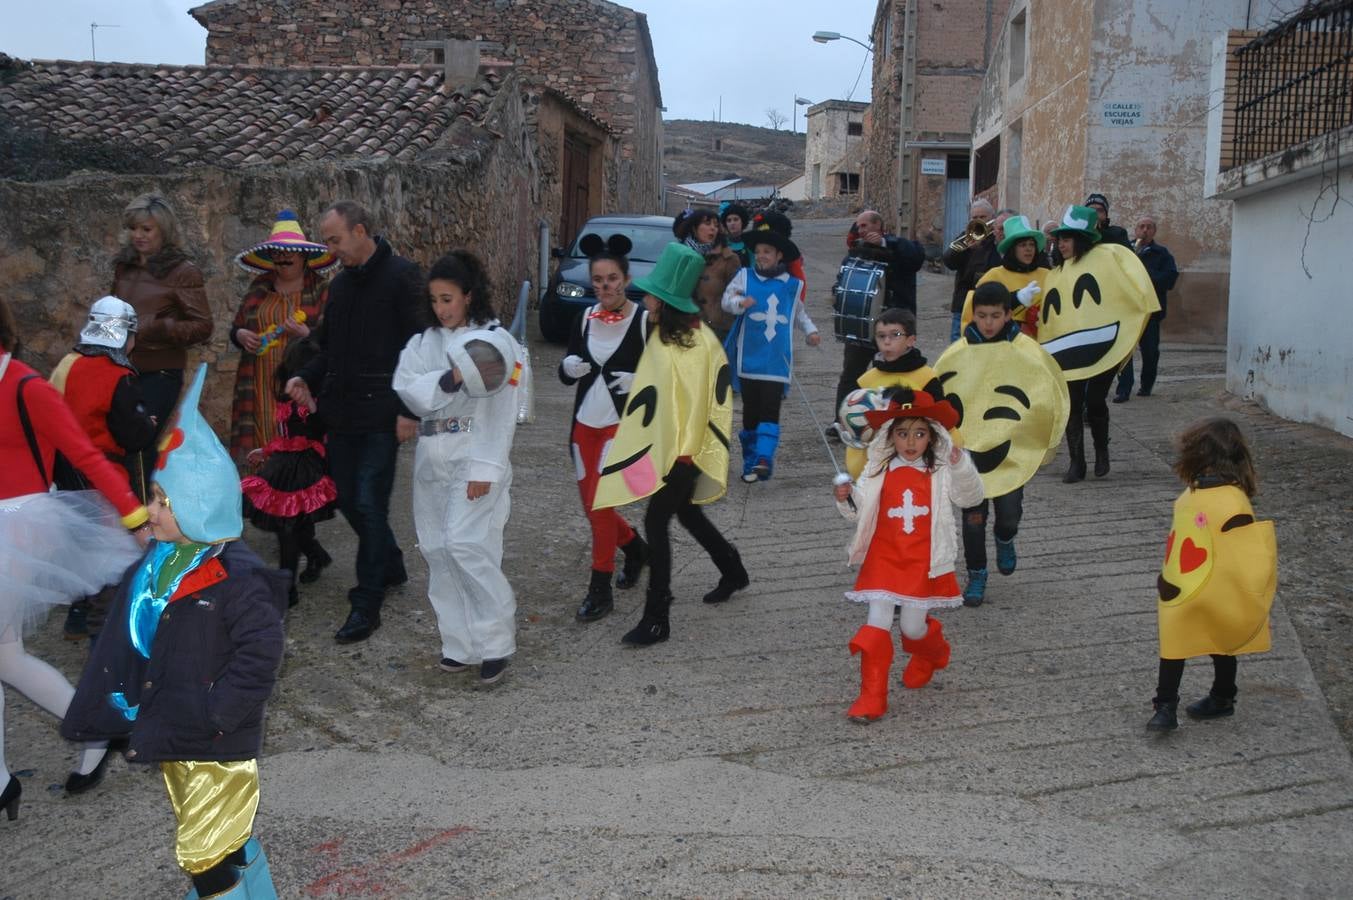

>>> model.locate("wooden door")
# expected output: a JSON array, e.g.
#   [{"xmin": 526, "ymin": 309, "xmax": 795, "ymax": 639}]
[{"xmin": 561, "ymin": 133, "xmax": 591, "ymax": 245}]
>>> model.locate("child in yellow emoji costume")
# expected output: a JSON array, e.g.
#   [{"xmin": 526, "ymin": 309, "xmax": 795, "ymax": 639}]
[
  {"xmin": 1148, "ymin": 418, "xmax": 1277, "ymax": 731},
  {"xmin": 594, "ymin": 242, "xmax": 746, "ymax": 646}
]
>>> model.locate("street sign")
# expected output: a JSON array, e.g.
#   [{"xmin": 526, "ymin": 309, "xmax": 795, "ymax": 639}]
[{"xmin": 1101, "ymin": 101, "xmax": 1143, "ymax": 127}]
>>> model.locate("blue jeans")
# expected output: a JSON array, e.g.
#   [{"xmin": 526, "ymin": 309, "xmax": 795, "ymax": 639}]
[
  {"xmin": 327, "ymin": 431, "xmax": 404, "ymax": 613},
  {"xmin": 950, "ymin": 312, "xmax": 963, "ymax": 344},
  {"xmin": 1117, "ymin": 314, "xmax": 1162, "ymax": 397}
]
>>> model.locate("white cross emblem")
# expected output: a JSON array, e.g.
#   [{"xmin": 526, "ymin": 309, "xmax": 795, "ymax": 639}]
[
  {"xmin": 887, "ymin": 488, "xmax": 930, "ymax": 534},
  {"xmin": 748, "ymin": 295, "xmax": 789, "ymax": 342}
]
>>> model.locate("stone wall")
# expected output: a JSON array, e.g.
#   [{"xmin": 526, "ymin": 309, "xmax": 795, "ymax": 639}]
[
  {"xmin": 0, "ymin": 82, "xmax": 537, "ymax": 434},
  {"xmin": 804, "ymin": 102, "xmax": 867, "ymax": 200},
  {"xmin": 193, "ymin": 0, "xmax": 663, "ymax": 214}
]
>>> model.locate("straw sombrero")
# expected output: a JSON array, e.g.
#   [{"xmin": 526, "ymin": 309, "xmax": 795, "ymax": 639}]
[{"xmin": 235, "ymin": 210, "xmax": 338, "ymax": 274}]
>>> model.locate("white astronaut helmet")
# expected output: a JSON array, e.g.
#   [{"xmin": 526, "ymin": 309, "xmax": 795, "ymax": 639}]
[
  {"xmin": 79, "ymin": 296, "xmax": 139, "ymax": 349},
  {"xmin": 446, "ymin": 326, "xmax": 519, "ymax": 398}
]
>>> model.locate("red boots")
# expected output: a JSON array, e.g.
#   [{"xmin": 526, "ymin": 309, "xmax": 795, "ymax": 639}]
[
  {"xmin": 846, "ymin": 625, "xmax": 894, "ymax": 722},
  {"xmin": 900, "ymin": 615, "xmax": 950, "ymax": 689}
]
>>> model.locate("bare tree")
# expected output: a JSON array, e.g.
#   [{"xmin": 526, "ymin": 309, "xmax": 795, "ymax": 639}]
[{"xmin": 765, "ymin": 108, "xmax": 787, "ymax": 130}]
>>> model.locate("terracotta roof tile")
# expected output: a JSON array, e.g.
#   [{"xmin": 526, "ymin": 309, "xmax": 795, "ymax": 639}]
[{"xmin": 0, "ymin": 58, "xmax": 501, "ymax": 175}]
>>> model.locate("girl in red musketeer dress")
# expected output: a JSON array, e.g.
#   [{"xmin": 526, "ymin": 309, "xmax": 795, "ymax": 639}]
[{"xmin": 832, "ymin": 389, "xmax": 984, "ymax": 723}]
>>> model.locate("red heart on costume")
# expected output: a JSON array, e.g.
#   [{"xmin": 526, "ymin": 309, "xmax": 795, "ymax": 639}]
[
  {"xmin": 1179, "ymin": 537, "xmax": 1207, "ymax": 574},
  {"xmin": 1164, "ymin": 530, "xmax": 1175, "ymax": 564}
]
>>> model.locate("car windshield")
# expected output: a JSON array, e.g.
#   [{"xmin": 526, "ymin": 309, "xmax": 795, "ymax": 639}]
[{"xmin": 569, "ymin": 223, "xmax": 673, "ymax": 263}]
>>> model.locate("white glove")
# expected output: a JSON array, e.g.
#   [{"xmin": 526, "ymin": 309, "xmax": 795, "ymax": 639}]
[
  {"xmin": 561, "ymin": 355, "xmax": 592, "ymax": 378},
  {"xmin": 606, "ymin": 371, "xmax": 635, "ymax": 395},
  {"xmin": 1016, "ymin": 281, "xmax": 1041, "ymax": 305}
]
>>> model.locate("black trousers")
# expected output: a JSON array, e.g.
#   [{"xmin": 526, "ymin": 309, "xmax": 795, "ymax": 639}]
[
  {"xmin": 835, "ymin": 342, "xmax": 877, "ymax": 414},
  {"xmin": 643, "ymin": 462, "xmax": 739, "ymax": 604},
  {"xmin": 134, "ymin": 368, "xmax": 184, "ymax": 485},
  {"xmin": 740, "ymin": 379, "xmax": 784, "ymax": 431},
  {"xmin": 1155, "ymin": 655, "xmax": 1238, "ymax": 705},
  {"xmin": 1067, "ymin": 368, "xmax": 1116, "ymax": 432},
  {"xmin": 961, "ymin": 487, "xmax": 1024, "ymax": 570}
]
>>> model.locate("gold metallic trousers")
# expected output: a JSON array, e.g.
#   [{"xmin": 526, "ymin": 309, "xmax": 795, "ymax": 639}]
[{"xmin": 161, "ymin": 760, "xmax": 260, "ymax": 875}]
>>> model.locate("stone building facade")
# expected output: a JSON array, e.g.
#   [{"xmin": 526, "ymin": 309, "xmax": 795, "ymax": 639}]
[
  {"xmin": 970, "ymin": 0, "xmax": 1290, "ymax": 345},
  {"xmin": 189, "ymin": 0, "xmax": 664, "ymax": 240},
  {"xmin": 0, "ymin": 57, "xmax": 537, "ymax": 432},
  {"xmin": 803, "ymin": 100, "xmax": 869, "ymax": 200},
  {"xmin": 861, "ymin": 0, "xmax": 1009, "ymax": 251}
]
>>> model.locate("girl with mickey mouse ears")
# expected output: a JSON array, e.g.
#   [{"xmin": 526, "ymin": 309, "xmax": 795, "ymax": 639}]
[{"xmin": 558, "ymin": 234, "xmax": 651, "ymax": 623}]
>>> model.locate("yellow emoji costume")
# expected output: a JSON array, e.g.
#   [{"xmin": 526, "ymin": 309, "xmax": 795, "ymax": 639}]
[
  {"xmin": 934, "ymin": 334, "xmax": 1069, "ymax": 497},
  {"xmin": 1157, "ymin": 484, "xmax": 1277, "ymax": 659},
  {"xmin": 594, "ymin": 318, "xmax": 733, "ymax": 509},
  {"xmin": 959, "ymin": 266, "xmax": 1050, "ymax": 334},
  {"xmin": 1038, "ymin": 241, "xmax": 1159, "ymax": 381}
]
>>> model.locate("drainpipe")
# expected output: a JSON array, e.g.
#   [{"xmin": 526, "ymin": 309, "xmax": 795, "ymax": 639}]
[{"xmin": 538, "ymin": 219, "xmax": 551, "ymax": 305}]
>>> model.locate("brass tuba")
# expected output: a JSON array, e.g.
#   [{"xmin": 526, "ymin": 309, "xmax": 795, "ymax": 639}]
[{"xmin": 947, "ymin": 218, "xmax": 992, "ymax": 253}]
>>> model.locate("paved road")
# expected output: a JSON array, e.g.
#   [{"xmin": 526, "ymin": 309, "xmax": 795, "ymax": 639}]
[{"xmin": 5, "ymin": 218, "xmax": 1353, "ymax": 898}]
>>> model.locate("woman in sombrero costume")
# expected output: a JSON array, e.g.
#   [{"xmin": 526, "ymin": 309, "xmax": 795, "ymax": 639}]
[{"xmin": 228, "ymin": 210, "xmax": 337, "ymax": 462}]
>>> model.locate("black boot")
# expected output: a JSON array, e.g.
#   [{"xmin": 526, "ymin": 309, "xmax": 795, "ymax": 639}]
[
  {"xmin": 576, "ymin": 570, "xmax": 615, "ymax": 622},
  {"xmin": 1063, "ymin": 426, "xmax": 1086, "ymax": 483},
  {"xmin": 703, "ymin": 549, "xmax": 749, "ymax": 604},
  {"xmin": 615, "ymin": 534, "xmax": 648, "ymax": 590},
  {"xmin": 1089, "ymin": 414, "xmax": 1111, "ymax": 477},
  {"xmin": 299, "ymin": 543, "xmax": 332, "ymax": 584},
  {"xmin": 190, "ymin": 846, "xmax": 247, "ymax": 897},
  {"xmin": 621, "ymin": 589, "xmax": 671, "ymax": 646},
  {"xmin": 1185, "ymin": 694, "xmax": 1235, "ymax": 719},
  {"xmin": 1146, "ymin": 701, "xmax": 1178, "ymax": 731}
]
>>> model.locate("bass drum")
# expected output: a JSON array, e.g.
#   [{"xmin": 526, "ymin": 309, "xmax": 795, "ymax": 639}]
[{"xmin": 832, "ymin": 259, "xmax": 887, "ymax": 346}]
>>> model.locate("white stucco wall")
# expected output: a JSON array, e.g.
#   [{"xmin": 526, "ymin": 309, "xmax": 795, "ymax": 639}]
[{"xmin": 1226, "ymin": 164, "xmax": 1353, "ymax": 437}]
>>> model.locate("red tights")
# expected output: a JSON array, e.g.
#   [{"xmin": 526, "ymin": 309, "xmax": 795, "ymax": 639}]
[{"xmin": 572, "ymin": 420, "xmax": 637, "ymax": 573}]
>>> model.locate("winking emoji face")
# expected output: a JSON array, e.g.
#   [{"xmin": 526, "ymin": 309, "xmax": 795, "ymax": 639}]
[{"xmin": 1039, "ymin": 242, "xmax": 1159, "ymax": 381}]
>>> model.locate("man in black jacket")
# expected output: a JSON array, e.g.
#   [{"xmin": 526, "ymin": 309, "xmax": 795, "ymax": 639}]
[
  {"xmin": 831, "ymin": 210, "xmax": 926, "ymax": 415},
  {"xmin": 289, "ymin": 201, "xmax": 425, "ymax": 643},
  {"xmin": 942, "ymin": 200, "xmax": 1003, "ymax": 343},
  {"xmin": 1115, "ymin": 214, "xmax": 1179, "ymax": 402},
  {"xmin": 1085, "ymin": 192, "xmax": 1133, "ymax": 248}
]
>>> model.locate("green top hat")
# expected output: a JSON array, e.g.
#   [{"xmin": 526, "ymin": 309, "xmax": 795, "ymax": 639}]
[
  {"xmin": 633, "ymin": 242, "xmax": 704, "ymax": 313},
  {"xmin": 997, "ymin": 214, "xmax": 1047, "ymax": 255},
  {"xmin": 1050, "ymin": 205, "xmax": 1101, "ymax": 243}
]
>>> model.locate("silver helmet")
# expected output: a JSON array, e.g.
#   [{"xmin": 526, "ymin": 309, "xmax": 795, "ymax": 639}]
[{"xmin": 79, "ymin": 296, "xmax": 139, "ymax": 349}]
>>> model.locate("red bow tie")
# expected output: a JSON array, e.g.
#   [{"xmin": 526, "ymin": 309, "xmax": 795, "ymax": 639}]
[{"xmin": 587, "ymin": 307, "xmax": 627, "ymax": 324}]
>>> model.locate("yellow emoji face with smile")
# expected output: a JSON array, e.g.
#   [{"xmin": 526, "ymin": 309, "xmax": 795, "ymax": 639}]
[
  {"xmin": 1039, "ymin": 242, "xmax": 1159, "ymax": 381},
  {"xmin": 1157, "ymin": 484, "xmax": 1277, "ymax": 659},
  {"xmin": 934, "ymin": 334, "xmax": 1069, "ymax": 497}
]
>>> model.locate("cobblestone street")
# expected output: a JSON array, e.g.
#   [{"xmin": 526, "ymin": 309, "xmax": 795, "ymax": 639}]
[{"xmin": 5, "ymin": 219, "xmax": 1352, "ymax": 898}]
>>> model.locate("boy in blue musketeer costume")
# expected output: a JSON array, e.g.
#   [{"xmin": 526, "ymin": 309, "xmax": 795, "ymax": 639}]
[
  {"xmin": 720, "ymin": 221, "xmax": 820, "ymax": 482},
  {"xmin": 64, "ymin": 365, "xmax": 288, "ymax": 899}
]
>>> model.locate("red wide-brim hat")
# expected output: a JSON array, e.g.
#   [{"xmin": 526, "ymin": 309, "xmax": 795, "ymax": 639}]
[
  {"xmin": 863, "ymin": 389, "xmax": 960, "ymax": 431},
  {"xmin": 234, "ymin": 209, "xmax": 338, "ymax": 275}
]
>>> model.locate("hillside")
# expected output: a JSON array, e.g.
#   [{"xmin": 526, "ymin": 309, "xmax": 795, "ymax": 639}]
[{"xmin": 663, "ymin": 119, "xmax": 804, "ymax": 188}]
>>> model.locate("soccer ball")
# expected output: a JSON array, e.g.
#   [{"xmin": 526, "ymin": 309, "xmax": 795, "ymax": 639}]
[{"xmin": 838, "ymin": 388, "xmax": 887, "ymax": 449}]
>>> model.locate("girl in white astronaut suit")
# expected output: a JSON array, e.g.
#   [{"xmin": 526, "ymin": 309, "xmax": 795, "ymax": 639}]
[{"xmin": 394, "ymin": 251, "xmax": 521, "ymax": 685}]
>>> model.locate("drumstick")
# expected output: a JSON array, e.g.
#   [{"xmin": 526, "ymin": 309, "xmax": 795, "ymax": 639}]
[{"xmin": 782, "ymin": 353, "xmax": 857, "ymax": 510}]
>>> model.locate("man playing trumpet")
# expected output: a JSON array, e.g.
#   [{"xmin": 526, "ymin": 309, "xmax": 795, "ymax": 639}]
[{"xmin": 942, "ymin": 201, "xmax": 1007, "ymax": 343}]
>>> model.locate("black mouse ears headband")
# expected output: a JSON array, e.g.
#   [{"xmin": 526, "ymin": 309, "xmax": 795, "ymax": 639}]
[{"xmin": 579, "ymin": 233, "xmax": 633, "ymax": 259}]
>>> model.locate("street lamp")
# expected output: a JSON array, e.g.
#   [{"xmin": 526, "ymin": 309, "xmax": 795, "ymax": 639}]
[
  {"xmin": 793, "ymin": 96, "xmax": 812, "ymax": 133},
  {"xmin": 812, "ymin": 31, "xmax": 874, "ymax": 53}
]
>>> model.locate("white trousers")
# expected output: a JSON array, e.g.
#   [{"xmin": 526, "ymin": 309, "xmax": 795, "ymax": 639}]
[{"xmin": 413, "ymin": 472, "xmax": 516, "ymax": 664}]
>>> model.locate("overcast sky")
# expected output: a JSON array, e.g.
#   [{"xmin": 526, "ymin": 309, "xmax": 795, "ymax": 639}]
[{"xmin": 7, "ymin": 1, "xmax": 877, "ymax": 129}]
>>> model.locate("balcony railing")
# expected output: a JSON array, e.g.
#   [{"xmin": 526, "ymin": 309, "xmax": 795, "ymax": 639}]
[{"xmin": 1224, "ymin": 0, "xmax": 1353, "ymax": 170}]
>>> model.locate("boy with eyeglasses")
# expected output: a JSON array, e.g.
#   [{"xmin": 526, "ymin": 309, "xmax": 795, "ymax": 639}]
[{"xmin": 842, "ymin": 308, "xmax": 946, "ymax": 481}]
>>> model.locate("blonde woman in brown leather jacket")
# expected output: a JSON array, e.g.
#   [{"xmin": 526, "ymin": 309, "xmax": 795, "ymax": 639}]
[{"xmin": 110, "ymin": 194, "xmax": 212, "ymax": 467}]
